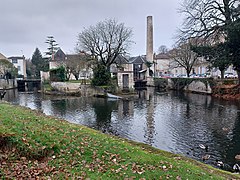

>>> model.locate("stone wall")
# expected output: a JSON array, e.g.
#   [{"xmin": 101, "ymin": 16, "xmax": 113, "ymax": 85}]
[
  {"xmin": 50, "ymin": 82, "xmax": 104, "ymax": 96},
  {"xmin": 40, "ymin": 71, "xmax": 50, "ymax": 82},
  {"xmin": 0, "ymin": 79, "xmax": 17, "ymax": 90},
  {"xmin": 167, "ymin": 79, "xmax": 212, "ymax": 94},
  {"xmin": 184, "ymin": 81, "xmax": 212, "ymax": 94}
]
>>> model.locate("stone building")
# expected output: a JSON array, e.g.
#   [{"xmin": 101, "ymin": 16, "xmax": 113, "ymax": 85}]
[
  {"xmin": 110, "ymin": 55, "xmax": 135, "ymax": 91},
  {"xmin": 154, "ymin": 53, "xmax": 171, "ymax": 77}
]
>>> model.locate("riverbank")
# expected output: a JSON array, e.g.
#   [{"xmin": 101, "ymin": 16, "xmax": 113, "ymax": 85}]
[
  {"xmin": 212, "ymin": 84, "xmax": 240, "ymax": 100},
  {"xmin": 0, "ymin": 103, "xmax": 239, "ymax": 179}
]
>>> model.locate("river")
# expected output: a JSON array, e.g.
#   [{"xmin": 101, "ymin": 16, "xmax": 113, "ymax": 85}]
[{"xmin": 3, "ymin": 88, "xmax": 240, "ymax": 172}]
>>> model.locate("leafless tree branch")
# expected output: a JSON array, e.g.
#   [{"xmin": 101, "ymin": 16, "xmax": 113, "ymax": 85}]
[{"xmin": 76, "ymin": 19, "xmax": 133, "ymax": 69}]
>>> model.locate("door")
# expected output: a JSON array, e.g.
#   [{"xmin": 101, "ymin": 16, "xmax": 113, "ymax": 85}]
[{"xmin": 123, "ymin": 74, "xmax": 129, "ymax": 89}]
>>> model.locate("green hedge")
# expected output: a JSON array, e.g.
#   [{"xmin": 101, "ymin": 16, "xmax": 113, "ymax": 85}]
[{"xmin": 49, "ymin": 66, "xmax": 66, "ymax": 82}]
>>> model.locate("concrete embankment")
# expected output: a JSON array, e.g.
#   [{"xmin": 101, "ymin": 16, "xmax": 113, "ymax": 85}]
[
  {"xmin": 49, "ymin": 82, "xmax": 105, "ymax": 97},
  {"xmin": 154, "ymin": 78, "xmax": 213, "ymax": 94},
  {"xmin": 50, "ymin": 80, "xmax": 214, "ymax": 97}
]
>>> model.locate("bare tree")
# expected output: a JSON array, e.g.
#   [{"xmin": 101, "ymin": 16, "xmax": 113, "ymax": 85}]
[
  {"xmin": 76, "ymin": 19, "xmax": 133, "ymax": 70},
  {"xmin": 179, "ymin": 0, "xmax": 240, "ymax": 81},
  {"xmin": 65, "ymin": 53, "xmax": 91, "ymax": 81},
  {"xmin": 179, "ymin": 0, "xmax": 239, "ymax": 42},
  {"xmin": 157, "ymin": 45, "xmax": 168, "ymax": 54},
  {"xmin": 169, "ymin": 41, "xmax": 199, "ymax": 77}
]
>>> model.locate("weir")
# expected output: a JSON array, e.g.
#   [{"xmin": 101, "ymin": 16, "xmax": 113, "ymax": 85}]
[{"xmin": 17, "ymin": 79, "xmax": 41, "ymax": 92}]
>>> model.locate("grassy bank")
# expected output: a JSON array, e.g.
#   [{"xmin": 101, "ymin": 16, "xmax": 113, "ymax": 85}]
[{"xmin": 0, "ymin": 103, "xmax": 239, "ymax": 179}]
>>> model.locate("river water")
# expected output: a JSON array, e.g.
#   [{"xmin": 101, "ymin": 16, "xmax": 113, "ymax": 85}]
[{"xmin": 4, "ymin": 88, "xmax": 240, "ymax": 171}]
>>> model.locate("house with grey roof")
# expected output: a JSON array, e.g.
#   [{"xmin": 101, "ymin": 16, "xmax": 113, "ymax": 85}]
[
  {"xmin": 49, "ymin": 48, "xmax": 93, "ymax": 80},
  {"xmin": 110, "ymin": 55, "xmax": 135, "ymax": 91},
  {"xmin": 49, "ymin": 48, "xmax": 66, "ymax": 69},
  {"xmin": 129, "ymin": 56, "xmax": 147, "ymax": 81}
]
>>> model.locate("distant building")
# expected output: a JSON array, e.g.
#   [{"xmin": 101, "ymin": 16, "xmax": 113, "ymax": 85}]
[
  {"xmin": 129, "ymin": 56, "xmax": 146, "ymax": 81},
  {"xmin": 154, "ymin": 53, "xmax": 171, "ymax": 77},
  {"xmin": 49, "ymin": 48, "xmax": 66, "ymax": 69},
  {"xmin": 49, "ymin": 48, "xmax": 93, "ymax": 80},
  {"xmin": 0, "ymin": 53, "xmax": 9, "ymax": 78},
  {"xmin": 8, "ymin": 56, "xmax": 27, "ymax": 79},
  {"xmin": 0, "ymin": 53, "xmax": 7, "ymax": 60}
]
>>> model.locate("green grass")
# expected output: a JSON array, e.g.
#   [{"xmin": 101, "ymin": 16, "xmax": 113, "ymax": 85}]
[{"xmin": 0, "ymin": 103, "xmax": 239, "ymax": 179}]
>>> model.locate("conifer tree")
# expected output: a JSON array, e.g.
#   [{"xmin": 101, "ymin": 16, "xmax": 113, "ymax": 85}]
[{"xmin": 31, "ymin": 48, "xmax": 48, "ymax": 78}]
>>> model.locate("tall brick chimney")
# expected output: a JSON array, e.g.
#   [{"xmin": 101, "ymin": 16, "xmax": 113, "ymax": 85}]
[
  {"xmin": 146, "ymin": 16, "xmax": 154, "ymax": 86},
  {"xmin": 146, "ymin": 16, "xmax": 153, "ymax": 63}
]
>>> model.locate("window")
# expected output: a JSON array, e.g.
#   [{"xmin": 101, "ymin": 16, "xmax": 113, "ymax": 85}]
[
  {"xmin": 18, "ymin": 66, "xmax": 21, "ymax": 71},
  {"xmin": 12, "ymin": 59, "xmax": 18, "ymax": 63}
]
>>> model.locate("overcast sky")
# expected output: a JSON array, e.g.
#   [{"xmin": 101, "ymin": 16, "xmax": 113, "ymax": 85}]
[{"xmin": 0, "ymin": 0, "xmax": 183, "ymax": 59}]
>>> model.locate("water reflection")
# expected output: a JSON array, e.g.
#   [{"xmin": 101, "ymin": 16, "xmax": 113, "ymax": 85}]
[
  {"xmin": 92, "ymin": 99, "xmax": 117, "ymax": 133},
  {"xmin": 144, "ymin": 88, "xmax": 156, "ymax": 146},
  {"xmin": 5, "ymin": 88, "xmax": 240, "ymax": 171},
  {"xmin": 3, "ymin": 88, "xmax": 18, "ymax": 102}
]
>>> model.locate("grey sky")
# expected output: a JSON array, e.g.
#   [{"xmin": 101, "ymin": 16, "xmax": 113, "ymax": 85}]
[{"xmin": 0, "ymin": 0, "xmax": 183, "ymax": 58}]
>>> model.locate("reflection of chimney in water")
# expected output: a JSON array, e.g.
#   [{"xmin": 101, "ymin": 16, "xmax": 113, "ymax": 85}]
[
  {"xmin": 146, "ymin": 16, "xmax": 153, "ymax": 63},
  {"xmin": 145, "ymin": 87, "xmax": 155, "ymax": 145}
]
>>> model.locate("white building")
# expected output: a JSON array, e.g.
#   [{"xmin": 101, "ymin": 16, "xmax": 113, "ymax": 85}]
[
  {"xmin": 154, "ymin": 53, "xmax": 171, "ymax": 77},
  {"xmin": 8, "ymin": 56, "xmax": 27, "ymax": 79}
]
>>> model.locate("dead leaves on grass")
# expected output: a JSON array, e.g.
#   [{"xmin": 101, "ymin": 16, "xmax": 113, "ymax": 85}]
[
  {"xmin": 0, "ymin": 107, "xmax": 184, "ymax": 179},
  {"xmin": 1, "ymin": 133, "xmax": 182, "ymax": 179}
]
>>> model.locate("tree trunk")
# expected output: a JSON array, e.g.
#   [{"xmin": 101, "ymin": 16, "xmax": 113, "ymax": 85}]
[
  {"xmin": 237, "ymin": 70, "xmax": 240, "ymax": 85},
  {"xmin": 106, "ymin": 65, "xmax": 111, "ymax": 73},
  {"xmin": 221, "ymin": 70, "xmax": 225, "ymax": 79},
  {"xmin": 186, "ymin": 68, "xmax": 190, "ymax": 77},
  {"xmin": 66, "ymin": 73, "xmax": 70, "ymax": 81},
  {"xmin": 74, "ymin": 74, "xmax": 79, "ymax": 80}
]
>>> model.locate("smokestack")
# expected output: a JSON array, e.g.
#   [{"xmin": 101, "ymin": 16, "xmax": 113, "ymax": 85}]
[{"xmin": 146, "ymin": 16, "xmax": 153, "ymax": 63}]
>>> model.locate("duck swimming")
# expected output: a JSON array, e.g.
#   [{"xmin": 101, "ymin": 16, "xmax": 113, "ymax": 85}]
[
  {"xmin": 202, "ymin": 154, "xmax": 210, "ymax": 161},
  {"xmin": 233, "ymin": 163, "xmax": 240, "ymax": 172},
  {"xmin": 199, "ymin": 144, "xmax": 208, "ymax": 152}
]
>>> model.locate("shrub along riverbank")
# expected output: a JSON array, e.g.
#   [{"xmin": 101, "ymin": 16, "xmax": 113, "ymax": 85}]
[{"xmin": 0, "ymin": 103, "xmax": 239, "ymax": 179}]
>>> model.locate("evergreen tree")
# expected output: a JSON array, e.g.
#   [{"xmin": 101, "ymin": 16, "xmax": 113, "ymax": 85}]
[
  {"xmin": 91, "ymin": 63, "xmax": 111, "ymax": 86},
  {"xmin": 191, "ymin": 44, "xmax": 230, "ymax": 79},
  {"xmin": 227, "ymin": 19, "xmax": 240, "ymax": 79},
  {"xmin": 45, "ymin": 36, "xmax": 59, "ymax": 59},
  {"xmin": 31, "ymin": 48, "xmax": 48, "ymax": 78}
]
